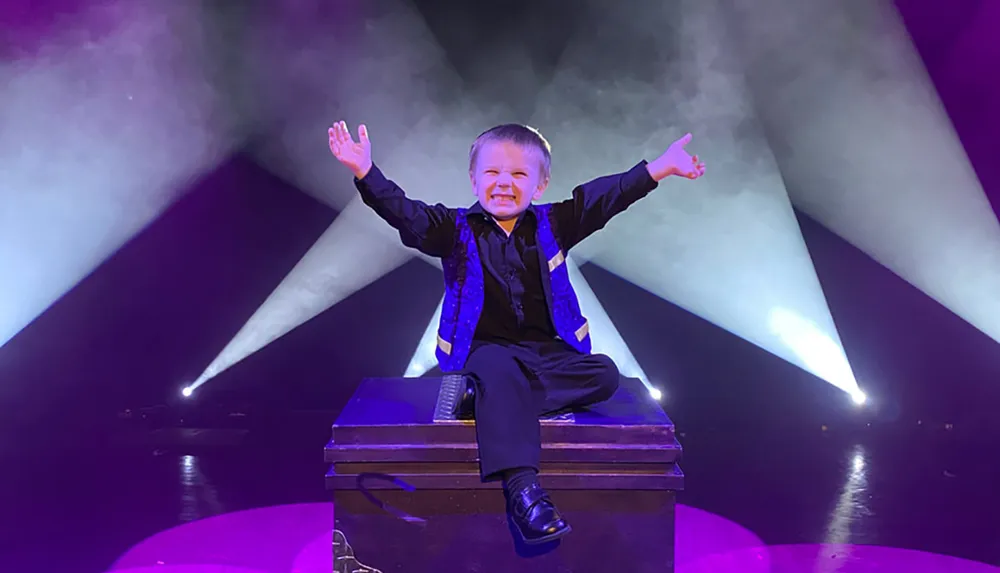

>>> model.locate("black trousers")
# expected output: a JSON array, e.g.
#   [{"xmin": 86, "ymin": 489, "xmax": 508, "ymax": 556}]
[{"xmin": 463, "ymin": 339, "xmax": 621, "ymax": 481}]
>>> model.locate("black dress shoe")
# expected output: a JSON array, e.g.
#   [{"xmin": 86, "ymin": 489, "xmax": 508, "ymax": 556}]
[
  {"xmin": 507, "ymin": 483, "xmax": 572, "ymax": 544},
  {"xmin": 452, "ymin": 375, "xmax": 477, "ymax": 420}
]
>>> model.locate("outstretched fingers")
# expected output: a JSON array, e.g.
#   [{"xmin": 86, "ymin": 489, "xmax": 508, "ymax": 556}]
[
  {"xmin": 328, "ymin": 127, "xmax": 340, "ymax": 155},
  {"xmin": 329, "ymin": 121, "xmax": 357, "ymax": 157},
  {"xmin": 329, "ymin": 121, "xmax": 347, "ymax": 145}
]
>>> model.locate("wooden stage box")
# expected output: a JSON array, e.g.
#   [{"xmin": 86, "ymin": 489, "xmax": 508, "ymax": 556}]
[{"xmin": 325, "ymin": 375, "xmax": 684, "ymax": 572}]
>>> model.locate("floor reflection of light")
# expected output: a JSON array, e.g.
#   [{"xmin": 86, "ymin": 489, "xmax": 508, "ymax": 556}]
[
  {"xmin": 823, "ymin": 444, "xmax": 871, "ymax": 548},
  {"xmin": 178, "ymin": 455, "xmax": 223, "ymax": 523}
]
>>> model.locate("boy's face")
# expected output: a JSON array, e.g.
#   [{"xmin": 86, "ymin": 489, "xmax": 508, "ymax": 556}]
[{"xmin": 470, "ymin": 140, "xmax": 549, "ymax": 221}]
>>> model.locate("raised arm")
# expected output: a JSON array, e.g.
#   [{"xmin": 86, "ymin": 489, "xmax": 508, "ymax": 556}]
[
  {"xmin": 550, "ymin": 132, "xmax": 706, "ymax": 250},
  {"xmin": 329, "ymin": 121, "xmax": 455, "ymax": 257}
]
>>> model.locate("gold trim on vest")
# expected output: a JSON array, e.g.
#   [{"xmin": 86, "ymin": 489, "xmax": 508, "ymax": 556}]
[
  {"xmin": 574, "ymin": 320, "xmax": 589, "ymax": 342},
  {"xmin": 548, "ymin": 250, "xmax": 565, "ymax": 272},
  {"xmin": 437, "ymin": 334, "xmax": 452, "ymax": 355}
]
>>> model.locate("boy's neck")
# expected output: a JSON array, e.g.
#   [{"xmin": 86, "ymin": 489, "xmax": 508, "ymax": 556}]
[{"xmin": 494, "ymin": 216, "xmax": 517, "ymax": 236}]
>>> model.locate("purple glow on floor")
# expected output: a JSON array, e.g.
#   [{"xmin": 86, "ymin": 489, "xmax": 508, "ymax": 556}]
[
  {"xmin": 290, "ymin": 530, "xmax": 334, "ymax": 573},
  {"xmin": 108, "ymin": 502, "xmax": 997, "ymax": 573},
  {"xmin": 674, "ymin": 504, "xmax": 766, "ymax": 565},
  {"xmin": 677, "ymin": 544, "xmax": 1000, "ymax": 573},
  {"xmin": 110, "ymin": 502, "xmax": 763, "ymax": 572},
  {"xmin": 116, "ymin": 563, "xmax": 270, "ymax": 573},
  {"xmin": 109, "ymin": 502, "xmax": 332, "ymax": 572}
]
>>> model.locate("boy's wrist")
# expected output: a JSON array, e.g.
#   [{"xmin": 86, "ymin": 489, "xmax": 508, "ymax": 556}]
[{"xmin": 354, "ymin": 160, "xmax": 373, "ymax": 180}]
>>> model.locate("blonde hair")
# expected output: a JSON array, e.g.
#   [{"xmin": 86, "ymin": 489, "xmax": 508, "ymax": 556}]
[{"xmin": 468, "ymin": 123, "xmax": 552, "ymax": 179}]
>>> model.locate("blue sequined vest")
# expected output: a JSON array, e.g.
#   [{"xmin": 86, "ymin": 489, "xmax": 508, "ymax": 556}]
[{"xmin": 435, "ymin": 204, "xmax": 591, "ymax": 372}]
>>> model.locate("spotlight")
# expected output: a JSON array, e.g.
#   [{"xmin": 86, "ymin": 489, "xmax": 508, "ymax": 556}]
[
  {"xmin": 850, "ymin": 389, "xmax": 867, "ymax": 406},
  {"xmin": 181, "ymin": 386, "xmax": 194, "ymax": 398},
  {"xmin": 649, "ymin": 387, "xmax": 663, "ymax": 401}
]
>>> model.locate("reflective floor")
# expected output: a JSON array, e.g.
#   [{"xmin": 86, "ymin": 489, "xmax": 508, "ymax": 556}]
[{"xmin": 2, "ymin": 420, "xmax": 998, "ymax": 572}]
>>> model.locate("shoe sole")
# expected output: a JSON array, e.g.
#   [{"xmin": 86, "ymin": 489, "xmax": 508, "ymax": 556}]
[{"xmin": 520, "ymin": 523, "xmax": 572, "ymax": 545}]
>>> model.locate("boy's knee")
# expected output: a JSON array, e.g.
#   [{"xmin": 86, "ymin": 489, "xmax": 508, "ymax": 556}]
[{"xmin": 592, "ymin": 354, "xmax": 620, "ymax": 399}]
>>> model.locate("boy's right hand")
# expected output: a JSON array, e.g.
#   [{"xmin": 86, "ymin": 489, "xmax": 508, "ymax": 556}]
[{"xmin": 329, "ymin": 121, "xmax": 373, "ymax": 180}]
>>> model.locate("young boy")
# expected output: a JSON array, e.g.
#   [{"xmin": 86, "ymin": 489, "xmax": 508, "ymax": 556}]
[{"xmin": 328, "ymin": 121, "xmax": 705, "ymax": 544}]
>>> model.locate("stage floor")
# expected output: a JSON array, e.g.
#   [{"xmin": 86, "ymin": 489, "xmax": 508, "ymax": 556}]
[{"xmin": 2, "ymin": 421, "xmax": 997, "ymax": 573}]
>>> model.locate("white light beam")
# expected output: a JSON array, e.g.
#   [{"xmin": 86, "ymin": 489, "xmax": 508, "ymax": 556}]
[
  {"xmin": 189, "ymin": 198, "xmax": 412, "ymax": 389},
  {"xmin": 530, "ymin": 0, "xmax": 861, "ymax": 395},
  {"xmin": 733, "ymin": 0, "xmax": 1000, "ymax": 344},
  {"xmin": 0, "ymin": 0, "xmax": 235, "ymax": 348},
  {"xmin": 566, "ymin": 257, "xmax": 651, "ymax": 387},
  {"xmin": 404, "ymin": 296, "xmax": 444, "ymax": 378}
]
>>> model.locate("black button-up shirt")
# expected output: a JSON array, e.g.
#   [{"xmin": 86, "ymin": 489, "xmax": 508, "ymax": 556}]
[
  {"xmin": 465, "ymin": 203, "xmax": 554, "ymax": 343},
  {"xmin": 355, "ymin": 160, "xmax": 658, "ymax": 345}
]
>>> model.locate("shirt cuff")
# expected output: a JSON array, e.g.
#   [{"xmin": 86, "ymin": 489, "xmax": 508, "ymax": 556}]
[
  {"xmin": 353, "ymin": 163, "xmax": 388, "ymax": 191},
  {"xmin": 624, "ymin": 159, "xmax": 659, "ymax": 192}
]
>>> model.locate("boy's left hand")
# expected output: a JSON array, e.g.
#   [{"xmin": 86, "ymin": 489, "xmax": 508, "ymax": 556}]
[{"xmin": 647, "ymin": 133, "xmax": 706, "ymax": 182}]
